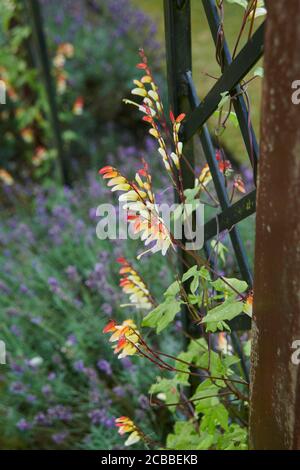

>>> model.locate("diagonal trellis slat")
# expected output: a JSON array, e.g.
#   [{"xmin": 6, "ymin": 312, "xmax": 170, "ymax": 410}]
[
  {"xmin": 164, "ymin": 0, "xmax": 265, "ymax": 331},
  {"xmin": 202, "ymin": 0, "xmax": 260, "ymax": 180},
  {"xmin": 182, "ymin": 22, "xmax": 264, "ymax": 143}
]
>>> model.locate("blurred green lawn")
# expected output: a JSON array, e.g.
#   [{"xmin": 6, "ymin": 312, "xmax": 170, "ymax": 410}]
[{"xmin": 133, "ymin": 0, "xmax": 263, "ymax": 164}]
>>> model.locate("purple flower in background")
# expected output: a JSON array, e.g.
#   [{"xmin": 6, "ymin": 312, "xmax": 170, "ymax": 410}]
[
  {"xmin": 10, "ymin": 381, "xmax": 26, "ymax": 394},
  {"xmin": 10, "ymin": 324, "xmax": 22, "ymax": 337},
  {"xmin": 6, "ymin": 308, "xmax": 20, "ymax": 317},
  {"xmin": 89, "ymin": 207, "xmax": 98, "ymax": 221},
  {"xmin": 48, "ymin": 277, "xmax": 68, "ymax": 301},
  {"xmin": 10, "ymin": 362, "xmax": 24, "ymax": 375},
  {"xmin": 65, "ymin": 265, "xmax": 80, "ymax": 282},
  {"xmin": 47, "ymin": 405, "xmax": 73, "ymax": 422},
  {"xmin": 48, "ymin": 277, "xmax": 60, "ymax": 292},
  {"xmin": 30, "ymin": 316, "xmax": 42, "ymax": 325},
  {"xmin": 104, "ymin": 417, "xmax": 115, "ymax": 428},
  {"xmin": 73, "ymin": 359, "xmax": 85, "ymax": 372},
  {"xmin": 89, "ymin": 388, "xmax": 100, "ymax": 404},
  {"xmin": 19, "ymin": 284, "xmax": 30, "ymax": 295},
  {"xmin": 97, "ymin": 359, "xmax": 112, "ymax": 376},
  {"xmin": 138, "ymin": 394, "xmax": 149, "ymax": 410},
  {"xmin": 26, "ymin": 394, "xmax": 37, "ymax": 403},
  {"xmin": 88, "ymin": 408, "xmax": 114, "ymax": 428},
  {"xmin": 112, "ymin": 386, "xmax": 126, "ymax": 398},
  {"xmin": 0, "ymin": 280, "xmax": 11, "ymax": 294},
  {"xmin": 175, "ymin": 320, "xmax": 183, "ymax": 332},
  {"xmin": 34, "ymin": 412, "xmax": 52, "ymax": 427},
  {"xmin": 120, "ymin": 357, "xmax": 134, "ymax": 370},
  {"xmin": 51, "ymin": 431, "xmax": 69, "ymax": 444},
  {"xmin": 49, "ymin": 224, "xmax": 63, "ymax": 245},
  {"xmin": 48, "ymin": 372, "xmax": 56, "ymax": 381},
  {"xmin": 16, "ymin": 418, "xmax": 31, "ymax": 431},
  {"xmin": 66, "ymin": 334, "xmax": 77, "ymax": 346},
  {"xmin": 42, "ymin": 384, "xmax": 52, "ymax": 396},
  {"xmin": 85, "ymin": 367, "xmax": 97, "ymax": 380},
  {"xmin": 102, "ymin": 303, "xmax": 112, "ymax": 316}
]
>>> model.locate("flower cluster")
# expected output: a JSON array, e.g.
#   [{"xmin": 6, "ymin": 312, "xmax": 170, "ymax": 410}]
[
  {"xmin": 0, "ymin": 168, "xmax": 14, "ymax": 186},
  {"xmin": 124, "ymin": 49, "xmax": 185, "ymax": 176},
  {"xmin": 72, "ymin": 96, "xmax": 84, "ymax": 115},
  {"xmin": 115, "ymin": 416, "xmax": 141, "ymax": 446},
  {"xmin": 199, "ymin": 149, "xmax": 232, "ymax": 187},
  {"xmin": 198, "ymin": 149, "xmax": 245, "ymax": 194},
  {"xmin": 99, "ymin": 162, "xmax": 173, "ymax": 257},
  {"xmin": 243, "ymin": 291, "xmax": 253, "ymax": 317},
  {"xmin": 103, "ymin": 320, "xmax": 140, "ymax": 359},
  {"xmin": 117, "ymin": 257, "xmax": 154, "ymax": 310},
  {"xmin": 53, "ymin": 42, "xmax": 74, "ymax": 94}
]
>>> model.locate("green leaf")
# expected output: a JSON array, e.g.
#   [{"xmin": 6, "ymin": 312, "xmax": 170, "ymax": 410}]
[
  {"xmin": 142, "ymin": 280, "xmax": 182, "ymax": 333},
  {"xmin": 196, "ymin": 433, "xmax": 216, "ymax": 450},
  {"xmin": 225, "ymin": 0, "xmax": 248, "ymax": 8},
  {"xmin": 166, "ymin": 421, "xmax": 200, "ymax": 450},
  {"xmin": 202, "ymin": 298, "xmax": 244, "ymax": 325},
  {"xmin": 182, "ymin": 265, "xmax": 210, "ymax": 283},
  {"xmin": 218, "ymin": 91, "xmax": 230, "ymax": 110},
  {"xmin": 210, "ymin": 240, "xmax": 229, "ymax": 264},
  {"xmin": 216, "ymin": 424, "xmax": 248, "ymax": 450},
  {"xmin": 142, "ymin": 298, "xmax": 182, "ymax": 333},
  {"xmin": 200, "ymin": 403, "xmax": 229, "ymax": 433},
  {"xmin": 211, "ymin": 277, "xmax": 248, "ymax": 296},
  {"xmin": 149, "ymin": 378, "xmax": 180, "ymax": 412},
  {"xmin": 175, "ymin": 338, "xmax": 208, "ymax": 384},
  {"xmin": 183, "ymin": 186, "xmax": 200, "ymax": 202},
  {"xmin": 191, "ymin": 379, "xmax": 220, "ymax": 413},
  {"xmin": 244, "ymin": 339, "xmax": 251, "ymax": 357},
  {"xmin": 182, "ymin": 265, "xmax": 199, "ymax": 283},
  {"xmin": 213, "ymin": 110, "xmax": 239, "ymax": 127},
  {"xmin": 164, "ymin": 281, "xmax": 181, "ymax": 297}
]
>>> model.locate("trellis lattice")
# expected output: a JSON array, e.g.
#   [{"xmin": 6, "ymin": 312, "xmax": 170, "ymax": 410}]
[{"xmin": 164, "ymin": 0, "xmax": 265, "ymax": 330}]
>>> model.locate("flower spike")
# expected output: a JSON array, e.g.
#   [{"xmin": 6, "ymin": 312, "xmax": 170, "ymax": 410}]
[
  {"xmin": 117, "ymin": 257, "xmax": 154, "ymax": 310},
  {"xmin": 103, "ymin": 319, "xmax": 140, "ymax": 359},
  {"xmin": 115, "ymin": 417, "xmax": 141, "ymax": 446},
  {"xmin": 99, "ymin": 162, "xmax": 174, "ymax": 257}
]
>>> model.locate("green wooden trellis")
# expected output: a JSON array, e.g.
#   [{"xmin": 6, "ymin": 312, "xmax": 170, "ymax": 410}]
[
  {"xmin": 164, "ymin": 0, "xmax": 264, "ymax": 331},
  {"xmin": 26, "ymin": 0, "xmax": 71, "ymax": 186}
]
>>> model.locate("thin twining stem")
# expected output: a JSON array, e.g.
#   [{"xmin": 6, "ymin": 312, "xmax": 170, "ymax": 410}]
[
  {"xmin": 129, "ymin": 331, "xmax": 249, "ymax": 387},
  {"xmin": 150, "ymin": 391, "xmax": 234, "ymax": 409},
  {"xmin": 232, "ymin": 0, "xmax": 258, "ymax": 60}
]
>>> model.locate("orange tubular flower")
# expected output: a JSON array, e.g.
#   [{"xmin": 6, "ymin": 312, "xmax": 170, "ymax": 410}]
[
  {"xmin": 0, "ymin": 169, "xmax": 14, "ymax": 186},
  {"xmin": 99, "ymin": 163, "xmax": 173, "ymax": 257},
  {"xmin": 57, "ymin": 43, "xmax": 74, "ymax": 58},
  {"xmin": 169, "ymin": 111, "xmax": 185, "ymax": 170},
  {"xmin": 117, "ymin": 257, "xmax": 154, "ymax": 310},
  {"xmin": 198, "ymin": 150, "xmax": 232, "ymax": 187},
  {"xmin": 243, "ymin": 291, "xmax": 253, "ymax": 317},
  {"xmin": 124, "ymin": 50, "xmax": 186, "ymax": 176},
  {"xmin": 234, "ymin": 175, "xmax": 246, "ymax": 194},
  {"xmin": 20, "ymin": 127, "xmax": 34, "ymax": 143},
  {"xmin": 73, "ymin": 96, "xmax": 84, "ymax": 115},
  {"xmin": 115, "ymin": 417, "xmax": 141, "ymax": 446},
  {"xmin": 32, "ymin": 147, "xmax": 47, "ymax": 167},
  {"xmin": 56, "ymin": 72, "xmax": 67, "ymax": 94},
  {"xmin": 103, "ymin": 319, "xmax": 140, "ymax": 359}
]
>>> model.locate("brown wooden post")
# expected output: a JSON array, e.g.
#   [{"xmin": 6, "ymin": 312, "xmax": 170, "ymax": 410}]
[{"xmin": 249, "ymin": 0, "xmax": 300, "ymax": 449}]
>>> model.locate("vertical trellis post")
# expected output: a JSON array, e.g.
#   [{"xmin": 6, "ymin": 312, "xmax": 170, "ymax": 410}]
[
  {"xmin": 26, "ymin": 0, "xmax": 71, "ymax": 186},
  {"xmin": 250, "ymin": 0, "xmax": 300, "ymax": 449},
  {"xmin": 164, "ymin": 0, "xmax": 194, "ymax": 264},
  {"xmin": 164, "ymin": 0, "xmax": 195, "ymax": 335}
]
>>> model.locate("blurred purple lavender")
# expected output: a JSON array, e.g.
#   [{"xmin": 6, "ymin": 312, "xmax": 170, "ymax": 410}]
[
  {"xmin": 16, "ymin": 419, "xmax": 31, "ymax": 431},
  {"xmin": 52, "ymin": 431, "xmax": 69, "ymax": 444},
  {"xmin": 97, "ymin": 359, "xmax": 112, "ymax": 376}
]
